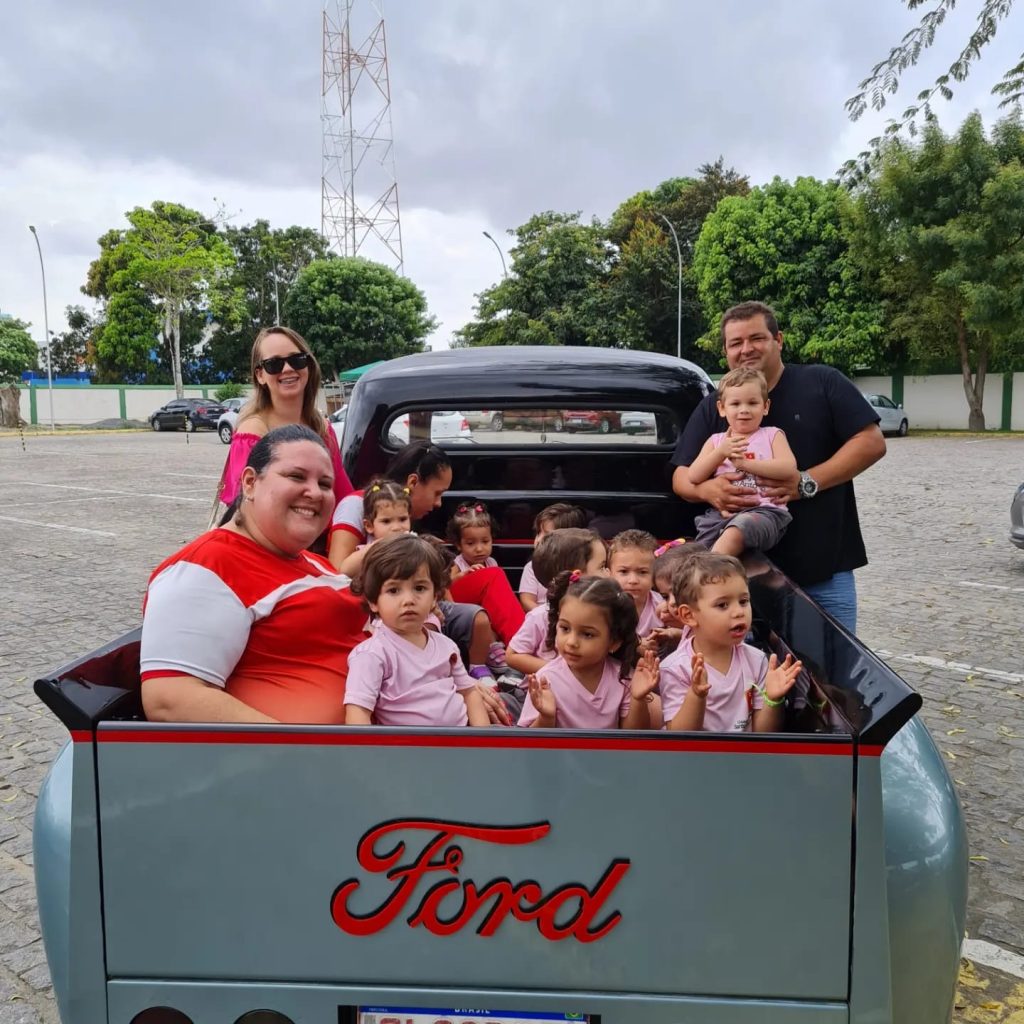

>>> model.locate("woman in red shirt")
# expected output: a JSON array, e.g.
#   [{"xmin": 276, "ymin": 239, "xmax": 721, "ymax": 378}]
[{"xmin": 142, "ymin": 425, "xmax": 367, "ymax": 724}]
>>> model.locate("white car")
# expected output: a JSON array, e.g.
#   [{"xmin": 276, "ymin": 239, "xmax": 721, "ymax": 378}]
[
  {"xmin": 863, "ymin": 393, "xmax": 909, "ymax": 437},
  {"xmin": 621, "ymin": 410, "xmax": 657, "ymax": 435},
  {"xmin": 329, "ymin": 407, "xmax": 347, "ymax": 447},
  {"xmin": 216, "ymin": 398, "xmax": 245, "ymax": 444},
  {"xmin": 385, "ymin": 410, "xmax": 473, "ymax": 446}
]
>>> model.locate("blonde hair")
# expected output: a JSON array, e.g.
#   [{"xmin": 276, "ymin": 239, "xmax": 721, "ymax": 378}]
[
  {"xmin": 717, "ymin": 366, "xmax": 768, "ymax": 402},
  {"xmin": 238, "ymin": 326, "xmax": 326, "ymax": 436}
]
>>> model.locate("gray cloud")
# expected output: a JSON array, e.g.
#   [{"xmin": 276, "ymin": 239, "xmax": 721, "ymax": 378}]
[{"xmin": 6, "ymin": 0, "xmax": 1014, "ymax": 229}]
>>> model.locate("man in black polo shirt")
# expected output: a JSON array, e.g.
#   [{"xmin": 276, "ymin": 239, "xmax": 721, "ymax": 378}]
[{"xmin": 671, "ymin": 301, "xmax": 886, "ymax": 632}]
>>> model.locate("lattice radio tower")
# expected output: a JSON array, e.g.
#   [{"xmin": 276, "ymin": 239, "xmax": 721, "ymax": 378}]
[{"xmin": 321, "ymin": 0, "xmax": 404, "ymax": 271}]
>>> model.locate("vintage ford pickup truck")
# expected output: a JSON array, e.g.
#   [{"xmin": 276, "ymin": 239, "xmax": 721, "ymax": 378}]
[{"xmin": 33, "ymin": 347, "xmax": 967, "ymax": 1024}]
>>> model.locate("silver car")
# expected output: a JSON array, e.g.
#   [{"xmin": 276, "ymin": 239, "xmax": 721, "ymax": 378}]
[
  {"xmin": 863, "ymin": 393, "xmax": 909, "ymax": 437},
  {"xmin": 1012, "ymin": 482, "xmax": 1024, "ymax": 549},
  {"xmin": 216, "ymin": 397, "xmax": 244, "ymax": 444}
]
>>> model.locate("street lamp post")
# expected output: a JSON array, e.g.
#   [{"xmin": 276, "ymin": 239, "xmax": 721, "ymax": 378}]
[
  {"xmin": 482, "ymin": 230, "xmax": 508, "ymax": 278},
  {"xmin": 28, "ymin": 225, "xmax": 55, "ymax": 432},
  {"xmin": 658, "ymin": 213, "xmax": 683, "ymax": 360}
]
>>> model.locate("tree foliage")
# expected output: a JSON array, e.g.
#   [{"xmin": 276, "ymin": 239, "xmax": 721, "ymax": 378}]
[
  {"xmin": 0, "ymin": 318, "xmax": 37, "ymax": 385},
  {"xmin": 210, "ymin": 221, "xmax": 330, "ymax": 381},
  {"xmin": 849, "ymin": 111, "xmax": 1024, "ymax": 428},
  {"xmin": 692, "ymin": 176, "xmax": 885, "ymax": 373},
  {"xmin": 45, "ymin": 306, "xmax": 97, "ymax": 376},
  {"xmin": 85, "ymin": 202, "xmax": 242, "ymax": 395},
  {"xmin": 602, "ymin": 160, "xmax": 750, "ymax": 357},
  {"xmin": 843, "ymin": 0, "xmax": 1023, "ymax": 179},
  {"xmin": 283, "ymin": 257, "xmax": 435, "ymax": 377},
  {"xmin": 455, "ymin": 212, "xmax": 611, "ymax": 349}
]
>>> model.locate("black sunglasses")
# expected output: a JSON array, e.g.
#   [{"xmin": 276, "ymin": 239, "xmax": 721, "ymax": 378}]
[{"xmin": 257, "ymin": 352, "xmax": 311, "ymax": 374}]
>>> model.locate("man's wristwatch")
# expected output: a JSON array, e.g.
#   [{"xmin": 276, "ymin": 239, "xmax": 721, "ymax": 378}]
[{"xmin": 798, "ymin": 471, "xmax": 819, "ymax": 499}]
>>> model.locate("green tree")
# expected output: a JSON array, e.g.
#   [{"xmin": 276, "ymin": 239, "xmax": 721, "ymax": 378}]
[
  {"xmin": 84, "ymin": 202, "xmax": 242, "ymax": 393},
  {"xmin": 94, "ymin": 290, "xmax": 161, "ymax": 383},
  {"xmin": 45, "ymin": 306, "xmax": 98, "ymax": 376},
  {"xmin": 691, "ymin": 176, "xmax": 885, "ymax": 373},
  {"xmin": 283, "ymin": 257, "xmax": 435, "ymax": 376},
  {"xmin": 602, "ymin": 161, "xmax": 750, "ymax": 360},
  {"xmin": 844, "ymin": 0, "xmax": 1024, "ymax": 177},
  {"xmin": 455, "ymin": 212, "xmax": 611, "ymax": 348},
  {"xmin": 0, "ymin": 318, "xmax": 37, "ymax": 426},
  {"xmin": 850, "ymin": 111, "xmax": 1024, "ymax": 429},
  {"xmin": 211, "ymin": 221, "xmax": 331, "ymax": 380}
]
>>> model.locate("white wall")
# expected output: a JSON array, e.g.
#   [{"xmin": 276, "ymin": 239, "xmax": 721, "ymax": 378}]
[
  {"xmin": 901, "ymin": 374, "xmax": 1003, "ymax": 430},
  {"xmin": 854, "ymin": 375, "xmax": 891, "ymax": 395},
  {"xmin": 1013, "ymin": 373, "xmax": 1024, "ymax": 431}
]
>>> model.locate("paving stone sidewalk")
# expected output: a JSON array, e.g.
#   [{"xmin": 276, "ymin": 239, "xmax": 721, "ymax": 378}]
[{"xmin": 0, "ymin": 429, "xmax": 1021, "ymax": 1022}]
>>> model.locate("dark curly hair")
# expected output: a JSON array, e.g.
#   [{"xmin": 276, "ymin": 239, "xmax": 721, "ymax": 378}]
[
  {"xmin": 350, "ymin": 534, "xmax": 448, "ymax": 608},
  {"xmin": 544, "ymin": 571, "xmax": 639, "ymax": 680}
]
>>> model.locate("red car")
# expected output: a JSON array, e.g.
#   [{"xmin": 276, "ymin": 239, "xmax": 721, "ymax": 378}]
[{"xmin": 562, "ymin": 409, "xmax": 622, "ymax": 434}]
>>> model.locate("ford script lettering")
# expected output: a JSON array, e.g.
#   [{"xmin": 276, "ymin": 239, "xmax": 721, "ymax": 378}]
[{"xmin": 331, "ymin": 818, "xmax": 630, "ymax": 943}]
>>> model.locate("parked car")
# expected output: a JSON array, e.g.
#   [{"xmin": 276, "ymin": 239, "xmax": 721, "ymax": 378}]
[
  {"xmin": 329, "ymin": 406, "xmax": 347, "ymax": 447},
  {"xmin": 33, "ymin": 347, "xmax": 966, "ymax": 1024},
  {"xmin": 863, "ymin": 393, "xmax": 909, "ymax": 436},
  {"xmin": 1011, "ymin": 482, "xmax": 1024, "ymax": 549},
  {"xmin": 562, "ymin": 409, "xmax": 622, "ymax": 433},
  {"xmin": 384, "ymin": 409, "xmax": 472, "ymax": 445},
  {"xmin": 463, "ymin": 409, "xmax": 504, "ymax": 430},
  {"xmin": 216, "ymin": 397, "xmax": 244, "ymax": 444},
  {"xmin": 491, "ymin": 409, "xmax": 565, "ymax": 432},
  {"xmin": 149, "ymin": 398, "xmax": 225, "ymax": 432},
  {"xmin": 621, "ymin": 410, "xmax": 657, "ymax": 435}
]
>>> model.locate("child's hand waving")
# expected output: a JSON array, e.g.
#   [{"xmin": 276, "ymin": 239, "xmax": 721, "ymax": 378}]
[
  {"xmin": 526, "ymin": 673, "xmax": 557, "ymax": 721},
  {"xmin": 764, "ymin": 653, "xmax": 802, "ymax": 704},
  {"xmin": 689, "ymin": 651, "xmax": 711, "ymax": 699},
  {"xmin": 631, "ymin": 649, "xmax": 660, "ymax": 700}
]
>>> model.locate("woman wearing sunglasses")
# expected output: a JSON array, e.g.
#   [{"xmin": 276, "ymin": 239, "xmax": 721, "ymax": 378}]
[{"xmin": 218, "ymin": 327, "xmax": 353, "ymax": 514}]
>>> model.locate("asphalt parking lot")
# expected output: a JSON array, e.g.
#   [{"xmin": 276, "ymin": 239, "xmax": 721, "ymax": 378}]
[{"xmin": 0, "ymin": 428, "xmax": 1022, "ymax": 1021}]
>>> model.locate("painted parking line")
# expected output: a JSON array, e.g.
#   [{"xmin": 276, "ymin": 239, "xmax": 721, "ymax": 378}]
[
  {"xmin": 960, "ymin": 581, "xmax": 1024, "ymax": 594},
  {"xmin": 4, "ymin": 496, "xmax": 120, "ymax": 509},
  {"xmin": 876, "ymin": 650, "xmax": 1024, "ymax": 686},
  {"xmin": 0, "ymin": 514, "xmax": 116, "ymax": 538},
  {"xmin": 5, "ymin": 481, "xmax": 207, "ymax": 503},
  {"xmin": 159, "ymin": 472, "xmax": 223, "ymax": 480},
  {"xmin": 963, "ymin": 938, "xmax": 1024, "ymax": 981}
]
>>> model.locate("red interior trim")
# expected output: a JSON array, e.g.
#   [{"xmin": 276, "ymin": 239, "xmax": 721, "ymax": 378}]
[
  {"xmin": 70, "ymin": 730, "xmax": 92, "ymax": 743},
  {"xmin": 95, "ymin": 728, "xmax": 854, "ymax": 756}
]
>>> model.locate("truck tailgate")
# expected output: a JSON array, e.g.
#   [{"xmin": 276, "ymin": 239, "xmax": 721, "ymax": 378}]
[{"xmin": 96, "ymin": 726, "xmax": 854, "ymax": 1004}]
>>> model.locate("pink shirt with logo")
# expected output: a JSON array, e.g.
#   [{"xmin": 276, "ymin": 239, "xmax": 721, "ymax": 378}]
[
  {"xmin": 711, "ymin": 425, "xmax": 786, "ymax": 509},
  {"xmin": 507, "ymin": 603, "xmax": 556, "ymax": 662},
  {"xmin": 345, "ymin": 622, "xmax": 475, "ymax": 727},
  {"xmin": 660, "ymin": 635, "xmax": 767, "ymax": 732},
  {"xmin": 518, "ymin": 655, "xmax": 632, "ymax": 729}
]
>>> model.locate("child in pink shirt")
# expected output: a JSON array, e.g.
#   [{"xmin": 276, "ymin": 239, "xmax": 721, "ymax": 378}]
[
  {"xmin": 687, "ymin": 367, "xmax": 798, "ymax": 558},
  {"xmin": 345, "ymin": 535, "xmax": 490, "ymax": 728},
  {"xmin": 447, "ymin": 502, "xmax": 499, "ymax": 575},
  {"xmin": 507, "ymin": 527, "xmax": 608, "ymax": 676},
  {"xmin": 519, "ymin": 572, "xmax": 659, "ymax": 730},
  {"xmin": 336, "ymin": 479, "xmax": 412, "ymax": 577},
  {"xmin": 608, "ymin": 529, "xmax": 661, "ymax": 640},
  {"xmin": 518, "ymin": 502, "xmax": 588, "ymax": 611},
  {"xmin": 661, "ymin": 550, "xmax": 802, "ymax": 732}
]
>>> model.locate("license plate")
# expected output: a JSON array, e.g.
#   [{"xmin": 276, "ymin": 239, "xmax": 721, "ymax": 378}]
[{"xmin": 356, "ymin": 1009, "xmax": 592, "ymax": 1024}]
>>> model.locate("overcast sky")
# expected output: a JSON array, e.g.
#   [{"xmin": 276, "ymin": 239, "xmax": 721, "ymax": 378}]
[{"xmin": 2, "ymin": 0, "xmax": 1021, "ymax": 354}]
